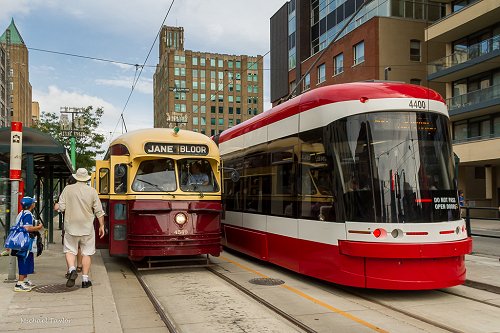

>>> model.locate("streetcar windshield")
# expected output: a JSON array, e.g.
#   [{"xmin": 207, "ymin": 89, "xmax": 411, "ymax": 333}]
[
  {"xmin": 178, "ymin": 158, "xmax": 219, "ymax": 193},
  {"xmin": 331, "ymin": 111, "xmax": 459, "ymax": 223},
  {"xmin": 132, "ymin": 159, "xmax": 176, "ymax": 192}
]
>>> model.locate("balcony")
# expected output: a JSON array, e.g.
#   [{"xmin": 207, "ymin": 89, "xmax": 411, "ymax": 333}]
[
  {"xmin": 447, "ymin": 83, "xmax": 500, "ymax": 116},
  {"xmin": 428, "ymin": 35, "xmax": 500, "ymax": 82},
  {"xmin": 426, "ymin": 0, "xmax": 500, "ymax": 43}
]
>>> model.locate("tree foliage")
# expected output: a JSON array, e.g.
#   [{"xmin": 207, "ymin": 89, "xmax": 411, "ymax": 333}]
[{"xmin": 33, "ymin": 106, "xmax": 106, "ymax": 170}]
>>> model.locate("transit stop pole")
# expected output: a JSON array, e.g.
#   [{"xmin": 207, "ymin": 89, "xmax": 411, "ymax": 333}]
[
  {"xmin": 6, "ymin": 122, "xmax": 22, "ymax": 282},
  {"xmin": 70, "ymin": 136, "xmax": 76, "ymax": 169}
]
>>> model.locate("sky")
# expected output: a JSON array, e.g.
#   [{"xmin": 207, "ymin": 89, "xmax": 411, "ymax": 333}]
[{"xmin": 0, "ymin": 0, "xmax": 285, "ymax": 153}]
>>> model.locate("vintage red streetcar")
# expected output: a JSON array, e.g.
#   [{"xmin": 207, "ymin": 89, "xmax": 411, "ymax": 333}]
[
  {"xmin": 218, "ymin": 81, "xmax": 472, "ymax": 290},
  {"xmin": 94, "ymin": 128, "xmax": 222, "ymax": 261}
]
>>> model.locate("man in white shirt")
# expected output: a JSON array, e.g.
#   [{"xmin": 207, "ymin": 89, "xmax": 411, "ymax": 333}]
[{"xmin": 55, "ymin": 168, "xmax": 105, "ymax": 288}]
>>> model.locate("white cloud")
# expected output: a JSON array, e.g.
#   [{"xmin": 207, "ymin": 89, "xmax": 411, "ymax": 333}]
[
  {"xmin": 95, "ymin": 76, "xmax": 153, "ymax": 95},
  {"xmin": 33, "ymin": 85, "xmax": 122, "ymax": 133}
]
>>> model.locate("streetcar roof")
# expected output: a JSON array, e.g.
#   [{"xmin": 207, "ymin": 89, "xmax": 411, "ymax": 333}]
[
  {"xmin": 108, "ymin": 128, "xmax": 220, "ymax": 158},
  {"xmin": 219, "ymin": 82, "xmax": 445, "ymax": 144}
]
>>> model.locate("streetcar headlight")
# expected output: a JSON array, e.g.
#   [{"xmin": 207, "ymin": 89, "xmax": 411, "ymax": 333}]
[{"xmin": 175, "ymin": 212, "xmax": 187, "ymax": 225}]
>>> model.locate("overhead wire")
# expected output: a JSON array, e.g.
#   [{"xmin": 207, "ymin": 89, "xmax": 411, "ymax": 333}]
[
  {"xmin": 108, "ymin": 0, "xmax": 175, "ymax": 143},
  {"xmin": 28, "ymin": 47, "xmax": 154, "ymax": 68}
]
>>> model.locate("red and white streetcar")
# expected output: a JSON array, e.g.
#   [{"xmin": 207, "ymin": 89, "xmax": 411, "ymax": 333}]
[{"xmin": 219, "ymin": 81, "xmax": 472, "ymax": 290}]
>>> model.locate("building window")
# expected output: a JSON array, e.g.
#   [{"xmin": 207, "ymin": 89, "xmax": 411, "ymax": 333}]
[
  {"xmin": 317, "ymin": 63, "xmax": 326, "ymax": 83},
  {"xmin": 193, "ymin": 117, "xmax": 199, "ymax": 125},
  {"xmin": 410, "ymin": 78, "xmax": 421, "ymax": 85},
  {"xmin": 236, "ymin": 107, "xmax": 241, "ymax": 114},
  {"xmin": 236, "ymin": 61, "xmax": 241, "ymax": 69},
  {"xmin": 192, "ymin": 57, "xmax": 198, "ymax": 66},
  {"xmin": 229, "ymin": 107, "xmax": 233, "ymax": 114},
  {"xmin": 334, "ymin": 53, "xmax": 344, "ymax": 75},
  {"xmin": 200, "ymin": 58, "xmax": 206, "ymax": 66},
  {"xmin": 218, "ymin": 59, "xmax": 224, "ymax": 67},
  {"xmin": 303, "ymin": 73, "xmax": 311, "ymax": 90},
  {"xmin": 211, "ymin": 106, "xmax": 216, "ymax": 113},
  {"xmin": 353, "ymin": 41, "xmax": 365, "ymax": 65},
  {"xmin": 218, "ymin": 118, "xmax": 224, "ymax": 125},
  {"xmin": 211, "ymin": 117, "xmax": 216, "ymax": 125},
  {"xmin": 228, "ymin": 60, "xmax": 233, "ymax": 68},
  {"xmin": 210, "ymin": 58, "xmax": 216, "ymax": 67},
  {"xmin": 200, "ymin": 106, "xmax": 206, "ymax": 113},
  {"xmin": 219, "ymin": 106, "xmax": 224, "ymax": 113},
  {"xmin": 410, "ymin": 40, "xmax": 421, "ymax": 61}
]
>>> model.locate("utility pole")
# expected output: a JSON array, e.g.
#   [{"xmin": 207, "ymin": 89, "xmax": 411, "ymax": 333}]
[
  {"xmin": 60, "ymin": 107, "xmax": 85, "ymax": 170},
  {"xmin": 6, "ymin": 122, "xmax": 22, "ymax": 282}
]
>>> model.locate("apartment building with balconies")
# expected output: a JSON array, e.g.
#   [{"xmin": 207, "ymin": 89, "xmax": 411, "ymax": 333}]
[
  {"xmin": 154, "ymin": 26, "xmax": 263, "ymax": 136},
  {"xmin": 426, "ymin": 0, "xmax": 500, "ymax": 211},
  {"xmin": 270, "ymin": 0, "xmax": 447, "ymax": 105}
]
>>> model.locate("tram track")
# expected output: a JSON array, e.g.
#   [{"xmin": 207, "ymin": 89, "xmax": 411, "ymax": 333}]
[
  {"xmin": 131, "ymin": 262, "xmax": 180, "ymax": 333},
  {"xmin": 130, "ymin": 253, "xmax": 500, "ymax": 333},
  {"xmin": 205, "ymin": 266, "xmax": 317, "ymax": 333},
  {"xmin": 130, "ymin": 259, "xmax": 314, "ymax": 333},
  {"xmin": 327, "ymin": 286, "xmax": 465, "ymax": 333}
]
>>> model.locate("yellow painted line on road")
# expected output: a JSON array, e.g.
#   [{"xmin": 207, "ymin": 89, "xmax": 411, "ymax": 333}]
[{"xmin": 220, "ymin": 255, "xmax": 388, "ymax": 333}]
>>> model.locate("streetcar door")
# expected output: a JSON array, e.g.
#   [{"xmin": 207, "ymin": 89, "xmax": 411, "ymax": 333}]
[
  {"xmin": 95, "ymin": 160, "xmax": 111, "ymax": 249},
  {"xmin": 109, "ymin": 156, "xmax": 130, "ymax": 256}
]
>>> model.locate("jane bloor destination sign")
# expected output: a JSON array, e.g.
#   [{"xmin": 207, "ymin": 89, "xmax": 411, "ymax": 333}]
[{"xmin": 144, "ymin": 142, "xmax": 209, "ymax": 155}]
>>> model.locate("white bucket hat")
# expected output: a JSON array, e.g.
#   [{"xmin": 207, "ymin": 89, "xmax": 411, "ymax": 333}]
[{"xmin": 73, "ymin": 168, "xmax": 91, "ymax": 182}]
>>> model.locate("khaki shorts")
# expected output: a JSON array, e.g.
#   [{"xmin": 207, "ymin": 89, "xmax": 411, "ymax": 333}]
[{"xmin": 63, "ymin": 232, "xmax": 96, "ymax": 256}]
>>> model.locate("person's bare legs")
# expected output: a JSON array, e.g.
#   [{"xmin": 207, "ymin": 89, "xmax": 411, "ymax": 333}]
[
  {"xmin": 65, "ymin": 252, "xmax": 76, "ymax": 271},
  {"xmin": 82, "ymin": 255, "xmax": 91, "ymax": 276},
  {"xmin": 77, "ymin": 247, "xmax": 83, "ymax": 272}
]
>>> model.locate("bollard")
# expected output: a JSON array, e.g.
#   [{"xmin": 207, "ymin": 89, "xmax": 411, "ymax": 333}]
[{"xmin": 465, "ymin": 207, "xmax": 471, "ymax": 237}]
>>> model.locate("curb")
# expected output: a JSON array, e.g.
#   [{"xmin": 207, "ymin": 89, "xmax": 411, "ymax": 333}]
[{"xmin": 92, "ymin": 250, "xmax": 122, "ymax": 332}]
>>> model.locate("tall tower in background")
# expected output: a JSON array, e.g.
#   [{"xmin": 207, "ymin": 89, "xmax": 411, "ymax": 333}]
[
  {"xmin": 0, "ymin": 18, "xmax": 33, "ymax": 127},
  {"xmin": 0, "ymin": 43, "xmax": 7, "ymax": 127},
  {"xmin": 154, "ymin": 26, "xmax": 263, "ymax": 136}
]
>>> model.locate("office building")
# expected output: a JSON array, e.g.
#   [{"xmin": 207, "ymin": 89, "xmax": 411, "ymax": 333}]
[
  {"xmin": 426, "ymin": 0, "xmax": 500, "ymax": 211},
  {"xmin": 270, "ymin": 0, "xmax": 446, "ymax": 105},
  {"xmin": 0, "ymin": 19, "xmax": 33, "ymax": 127},
  {"xmin": 154, "ymin": 26, "xmax": 263, "ymax": 136}
]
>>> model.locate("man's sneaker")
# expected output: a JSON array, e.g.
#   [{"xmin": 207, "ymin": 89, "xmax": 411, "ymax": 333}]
[
  {"xmin": 81, "ymin": 280, "xmax": 92, "ymax": 288},
  {"xmin": 24, "ymin": 280, "xmax": 36, "ymax": 288},
  {"xmin": 14, "ymin": 284, "xmax": 32, "ymax": 292},
  {"xmin": 66, "ymin": 270, "xmax": 78, "ymax": 288}
]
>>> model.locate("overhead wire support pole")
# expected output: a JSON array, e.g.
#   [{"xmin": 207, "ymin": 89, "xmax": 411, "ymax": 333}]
[
  {"xmin": 60, "ymin": 107, "xmax": 85, "ymax": 170},
  {"xmin": 285, "ymin": 0, "xmax": 373, "ymax": 101}
]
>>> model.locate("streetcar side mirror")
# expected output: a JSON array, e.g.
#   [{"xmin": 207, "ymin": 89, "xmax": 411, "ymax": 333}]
[
  {"xmin": 230, "ymin": 170, "xmax": 240, "ymax": 183},
  {"xmin": 220, "ymin": 166, "xmax": 240, "ymax": 183}
]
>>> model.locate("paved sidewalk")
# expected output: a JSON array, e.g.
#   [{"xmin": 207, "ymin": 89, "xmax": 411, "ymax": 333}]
[{"xmin": 0, "ymin": 230, "xmax": 121, "ymax": 332}]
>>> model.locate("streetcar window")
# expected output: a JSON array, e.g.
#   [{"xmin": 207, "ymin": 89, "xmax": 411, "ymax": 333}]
[
  {"xmin": 178, "ymin": 159, "xmax": 219, "ymax": 193},
  {"xmin": 114, "ymin": 164, "xmax": 127, "ymax": 194},
  {"xmin": 132, "ymin": 159, "xmax": 176, "ymax": 192},
  {"xmin": 329, "ymin": 112, "xmax": 459, "ymax": 223},
  {"xmin": 99, "ymin": 168, "xmax": 110, "ymax": 194}
]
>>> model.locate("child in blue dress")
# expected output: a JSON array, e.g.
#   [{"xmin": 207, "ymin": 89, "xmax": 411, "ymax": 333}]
[{"xmin": 14, "ymin": 196, "xmax": 43, "ymax": 292}]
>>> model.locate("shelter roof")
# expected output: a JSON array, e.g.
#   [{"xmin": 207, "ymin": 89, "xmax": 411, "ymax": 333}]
[{"xmin": 0, "ymin": 127, "xmax": 73, "ymax": 178}]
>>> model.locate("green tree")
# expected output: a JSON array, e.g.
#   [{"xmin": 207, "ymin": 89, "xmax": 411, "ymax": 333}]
[{"xmin": 33, "ymin": 106, "xmax": 106, "ymax": 170}]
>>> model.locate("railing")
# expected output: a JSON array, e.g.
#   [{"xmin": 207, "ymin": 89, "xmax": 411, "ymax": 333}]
[
  {"xmin": 429, "ymin": 35, "xmax": 500, "ymax": 75},
  {"xmin": 462, "ymin": 206, "xmax": 500, "ymax": 238},
  {"xmin": 447, "ymin": 83, "xmax": 500, "ymax": 111}
]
